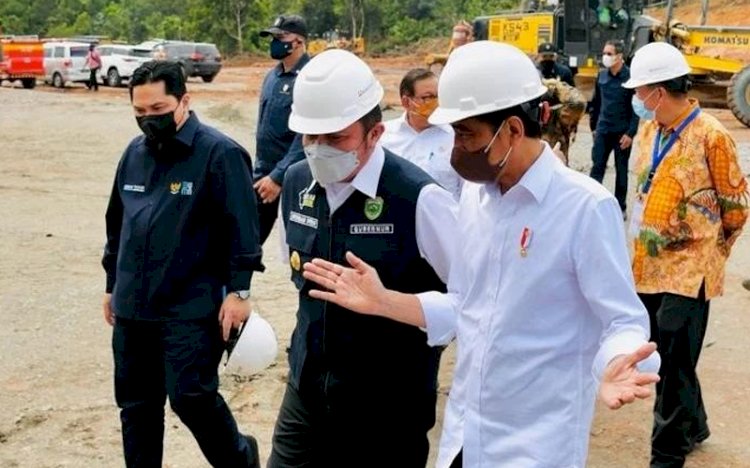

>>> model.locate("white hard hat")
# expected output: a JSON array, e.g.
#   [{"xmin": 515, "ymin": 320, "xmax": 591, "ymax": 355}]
[
  {"xmin": 289, "ymin": 49, "xmax": 384, "ymax": 135},
  {"xmin": 623, "ymin": 42, "xmax": 690, "ymax": 89},
  {"xmin": 223, "ymin": 312, "xmax": 278, "ymax": 378},
  {"xmin": 429, "ymin": 41, "xmax": 548, "ymax": 125}
]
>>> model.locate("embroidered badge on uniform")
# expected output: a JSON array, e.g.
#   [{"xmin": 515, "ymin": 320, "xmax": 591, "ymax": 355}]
[
  {"xmin": 180, "ymin": 182, "xmax": 193, "ymax": 196},
  {"xmin": 169, "ymin": 182, "xmax": 182, "ymax": 195},
  {"xmin": 364, "ymin": 196, "xmax": 384, "ymax": 221},
  {"xmin": 123, "ymin": 184, "xmax": 145, "ymax": 193},
  {"xmin": 298, "ymin": 187, "xmax": 315, "ymax": 210},
  {"xmin": 290, "ymin": 251, "xmax": 301, "ymax": 271}
]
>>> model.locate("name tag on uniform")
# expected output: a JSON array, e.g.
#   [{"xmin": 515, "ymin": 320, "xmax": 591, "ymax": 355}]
[
  {"xmin": 290, "ymin": 211, "xmax": 319, "ymax": 229},
  {"xmin": 123, "ymin": 184, "xmax": 145, "ymax": 193},
  {"xmin": 350, "ymin": 223, "xmax": 394, "ymax": 235}
]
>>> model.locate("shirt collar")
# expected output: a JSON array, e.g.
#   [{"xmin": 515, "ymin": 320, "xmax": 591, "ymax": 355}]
[
  {"xmin": 398, "ymin": 111, "xmax": 453, "ymax": 135},
  {"xmin": 514, "ymin": 142, "xmax": 557, "ymax": 204},
  {"xmin": 349, "ymin": 144, "xmax": 383, "ymax": 199},
  {"xmin": 661, "ymin": 98, "xmax": 700, "ymax": 133},
  {"xmin": 275, "ymin": 53, "xmax": 310, "ymax": 77},
  {"xmin": 173, "ymin": 111, "xmax": 199, "ymax": 147}
]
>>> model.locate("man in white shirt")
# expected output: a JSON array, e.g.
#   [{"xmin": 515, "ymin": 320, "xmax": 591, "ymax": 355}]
[
  {"xmin": 381, "ymin": 68, "xmax": 463, "ymax": 200},
  {"xmin": 301, "ymin": 41, "xmax": 661, "ymax": 468},
  {"xmin": 267, "ymin": 49, "xmax": 458, "ymax": 467}
]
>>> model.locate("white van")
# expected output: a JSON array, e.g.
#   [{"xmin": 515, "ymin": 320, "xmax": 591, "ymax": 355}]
[{"xmin": 43, "ymin": 41, "xmax": 90, "ymax": 88}]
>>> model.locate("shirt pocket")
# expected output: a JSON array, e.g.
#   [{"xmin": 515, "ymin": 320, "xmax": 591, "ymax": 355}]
[
  {"xmin": 268, "ymin": 92, "xmax": 293, "ymax": 137},
  {"xmin": 286, "ymin": 223, "xmax": 318, "ymax": 290}
]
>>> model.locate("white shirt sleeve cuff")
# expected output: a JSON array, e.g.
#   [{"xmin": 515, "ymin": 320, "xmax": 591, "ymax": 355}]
[
  {"xmin": 592, "ymin": 328, "xmax": 661, "ymax": 382},
  {"xmin": 417, "ymin": 291, "xmax": 457, "ymax": 347}
]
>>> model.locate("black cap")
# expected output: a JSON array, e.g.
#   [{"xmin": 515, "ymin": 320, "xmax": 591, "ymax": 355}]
[
  {"xmin": 538, "ymin": 42, "xmax": 556, "ymax": 54},
  {"xmin": 260, "ymin": 15, "xmax": 308, "ymax": 38}
]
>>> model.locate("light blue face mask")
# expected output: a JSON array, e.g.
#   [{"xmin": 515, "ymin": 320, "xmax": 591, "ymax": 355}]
[
  {"xmin": 631, "ymin": 88, "xmax": 659, "ymax": 121},
  {"xmin": 632, "ymin": 95, "xmax": 654, "ymax": 120}
]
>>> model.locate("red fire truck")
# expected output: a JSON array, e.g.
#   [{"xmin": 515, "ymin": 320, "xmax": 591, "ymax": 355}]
[{"xmin": 0, "ymin": 36, "xmax": 44, "ymax": 89}]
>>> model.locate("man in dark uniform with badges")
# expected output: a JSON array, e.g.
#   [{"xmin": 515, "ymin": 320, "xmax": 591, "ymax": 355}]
[
  {"xmin": 267, "ymin": 49, "xmax": 458, "ymax": 467},
  {"xmin": 102, "ymin": 61, "xmax": 264, "ymax": 467}
]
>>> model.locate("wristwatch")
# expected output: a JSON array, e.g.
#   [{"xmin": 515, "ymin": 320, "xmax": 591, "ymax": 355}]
[{"xmin": 232, "ymin": 290, "xmax": 250, "ymax": 300}]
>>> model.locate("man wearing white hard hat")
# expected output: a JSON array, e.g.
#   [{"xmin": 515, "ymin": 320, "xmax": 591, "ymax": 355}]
[
  {"xmin": 302, "ymin": 41, "xmax": 661, "ymax": 467},
  {"xmin": 267, "ymin": 49, "xmax": 459, "ymax": 467},
  {"xmin": 623, "ymin": 41, "xmax": 748, "ymax": 467}
]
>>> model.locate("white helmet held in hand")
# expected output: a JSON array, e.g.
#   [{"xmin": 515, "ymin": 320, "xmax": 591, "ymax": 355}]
[
  {"xmin": 223, "ymin": 312, "xmax": 278, "ymax": 378},
  {"xmin": 429, "ymin": 41, "xmax": 548, "ymax": 126},
  {"xmin": 623, "ymin": 42, "xmax": 691, "ymax": 89},
  {"xmin": 289, "ymin": 49, "xmax": 384, "ymax": 135}
]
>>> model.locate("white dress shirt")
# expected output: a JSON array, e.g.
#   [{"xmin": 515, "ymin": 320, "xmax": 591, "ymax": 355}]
[
  {"xmin": 381, "ymin": 113, "xmax": 463, "ymax": 200},
  {"xmin": 282, "ymin": 145, "xmax": 459, "ymax": 338},
  {"xmin": 419, "ymin": 144, "xmax": 660, "ymax": 467}
]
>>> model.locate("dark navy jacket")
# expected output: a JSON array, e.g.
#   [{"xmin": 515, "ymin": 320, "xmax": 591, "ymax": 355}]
[
  {"xmin": 281, "ymin": 151, "xmax": 446, "ymax": 400},
  {"xmin": 539, "ymin": 61, "xmax": 575, "ymax": 87},
  {"xmin": 103, "ymin": 113, "xmax": 263, "ymax": 320},
  {"xmin": 254, "ymin": 54, "xmax": 310, "ymax": 184},
  {"xmin": 589, "ymin": 65, "xmax": 640, "ymax": 137}
]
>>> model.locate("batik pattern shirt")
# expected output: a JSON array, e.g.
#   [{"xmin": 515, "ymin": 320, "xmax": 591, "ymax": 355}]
[{"xmin": 632, "ymin": 100, "xmax": 749, "ymax": 299}]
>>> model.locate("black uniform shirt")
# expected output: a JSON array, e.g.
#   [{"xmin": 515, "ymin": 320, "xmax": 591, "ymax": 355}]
[{"xmin": 103, "ymin": 112, "xmax": 263, "ymax": 320}]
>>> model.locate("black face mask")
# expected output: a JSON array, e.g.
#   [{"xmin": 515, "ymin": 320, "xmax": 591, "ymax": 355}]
[
  {"xmin": 541, "ymin": 60, "xmax": 555, "ymax": 71},
  {"xmin": 136, "ymin": 111, "xmax": 178, "ymax": 143},
  {"xmin": 270, "ymin": 38, "xmax": 294, "ymax": 60}
]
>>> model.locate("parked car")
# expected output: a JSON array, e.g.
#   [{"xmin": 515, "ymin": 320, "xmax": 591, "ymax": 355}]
[
  {"xmin": 43, "ymin": 41, "xmax": 90, "ymax": 88},
  {"xmin": 96, "ymin": 44, "xmax": 151, "ymax": 87},
  {"xmin": 150, "ymin": 41, "xmax": 223, "ymax": 82}
]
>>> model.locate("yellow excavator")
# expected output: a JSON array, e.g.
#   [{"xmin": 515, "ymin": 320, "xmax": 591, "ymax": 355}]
[
  {"xmin": 308, "ymin": 30, "xmax": 365, "ymax": 57},
  {"xmin": 471, "ymin": 0, "xmax": 750, "ymax": 127}
]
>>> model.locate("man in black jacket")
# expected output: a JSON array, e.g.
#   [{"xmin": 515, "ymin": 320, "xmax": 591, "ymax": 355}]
[
  {"xmin": 537, "ymin": 42, "xmax": 575, "ymax": 87},
  {"xmin": 254, "ymin": 15, "xmax": 310, "ymax": 244},
  {"xmin": 103, "ymin": 61, "xmax": 264, "ymax": 468},
  {"xmin": 588, "ymin": 39, "xmax": 640, "ymax": 218}
]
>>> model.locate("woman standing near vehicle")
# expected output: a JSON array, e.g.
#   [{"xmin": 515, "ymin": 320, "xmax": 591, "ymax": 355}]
[{"xmin": 85, "ymin": 43, "xmax": 101, "ymax": 91}]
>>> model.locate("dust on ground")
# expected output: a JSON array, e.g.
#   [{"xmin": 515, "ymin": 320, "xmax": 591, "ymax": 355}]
[{"xmin": 1, "ymin": 59, "xmax": 749, "ymax": 467}]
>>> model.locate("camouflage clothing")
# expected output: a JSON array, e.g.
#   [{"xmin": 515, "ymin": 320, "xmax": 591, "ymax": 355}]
[{"xmin": 540, "ymin": 79, "xmax": 586, "ymax": 165}]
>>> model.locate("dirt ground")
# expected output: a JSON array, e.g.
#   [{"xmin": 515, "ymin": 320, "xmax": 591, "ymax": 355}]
[{"xmin": 1, "ymin": 60, "xmax": 749, "ymax": 468}]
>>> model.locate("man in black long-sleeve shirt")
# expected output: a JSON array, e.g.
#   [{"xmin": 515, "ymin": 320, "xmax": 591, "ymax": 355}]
[
  {"xmin": 102, "ymin": 61, "xmax": 264, "ymax": 468},
  {"xmin": 589, "ymin": 40, "xmax": 639, "ymax": 216},
  {"xmin": 254, "ymin": 15, "xmax": 310, "ymax": 244}
]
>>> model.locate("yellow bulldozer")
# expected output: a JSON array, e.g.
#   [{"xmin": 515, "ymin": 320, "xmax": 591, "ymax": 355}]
[
  {"xmin": 471, "ymin": 0, "xmax": 750, "ymax": 127},
  {"xmin": 308, "ymin": 30, "xmax": 365, "ymax": 57}
]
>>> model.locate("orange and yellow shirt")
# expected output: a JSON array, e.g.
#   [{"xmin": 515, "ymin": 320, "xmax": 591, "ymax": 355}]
[{"xmin": 632, "ymin": 100, "xmax": 749, "ymax": 299}]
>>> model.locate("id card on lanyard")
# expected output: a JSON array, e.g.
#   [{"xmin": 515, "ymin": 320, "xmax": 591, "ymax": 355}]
[{"xmin": 629, "ymin": 107, "xmax": 701, "ymax": 238}]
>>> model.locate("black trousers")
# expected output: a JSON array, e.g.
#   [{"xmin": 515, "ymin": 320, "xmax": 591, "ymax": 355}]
[
  {"xmin": 255, "ymin": 190, "xmax": 280, "ymax": 245},
  {"xmin": 113, "ymin": 317, "xmax": 257, "ymax": 468},
  {"xmin": 639, "ymin": 288, "xmax": 711, "ymax": 468},
  {"xmin": 88, "ymin": 68, "xmax": 99, "ymax": 90},
  {"xmin": 590, "ymin": 130, "xmax": 632, "ymax": 211},
  {"xmin": 267, "ymin": 377, "xmax": 435, "ymax": 468}
]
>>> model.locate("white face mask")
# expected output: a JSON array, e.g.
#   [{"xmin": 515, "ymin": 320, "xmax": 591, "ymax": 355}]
[
  {"xmin": 304, "ymin": 143, "xmax": 360, "ymax": 185},
  {"xmin": 602, "ymin": 54, "xmax": 616, "ymax": 68}
]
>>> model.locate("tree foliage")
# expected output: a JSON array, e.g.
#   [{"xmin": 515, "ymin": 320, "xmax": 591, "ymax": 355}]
[{"xmin": 0, "ymin": 0, "xmax": 519, "ymax": 55}]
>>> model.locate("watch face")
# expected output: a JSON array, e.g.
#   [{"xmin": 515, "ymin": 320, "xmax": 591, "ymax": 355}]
[{"xmin": 235, "ymin": 290, "xmax": 250, "ymax": 300}]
